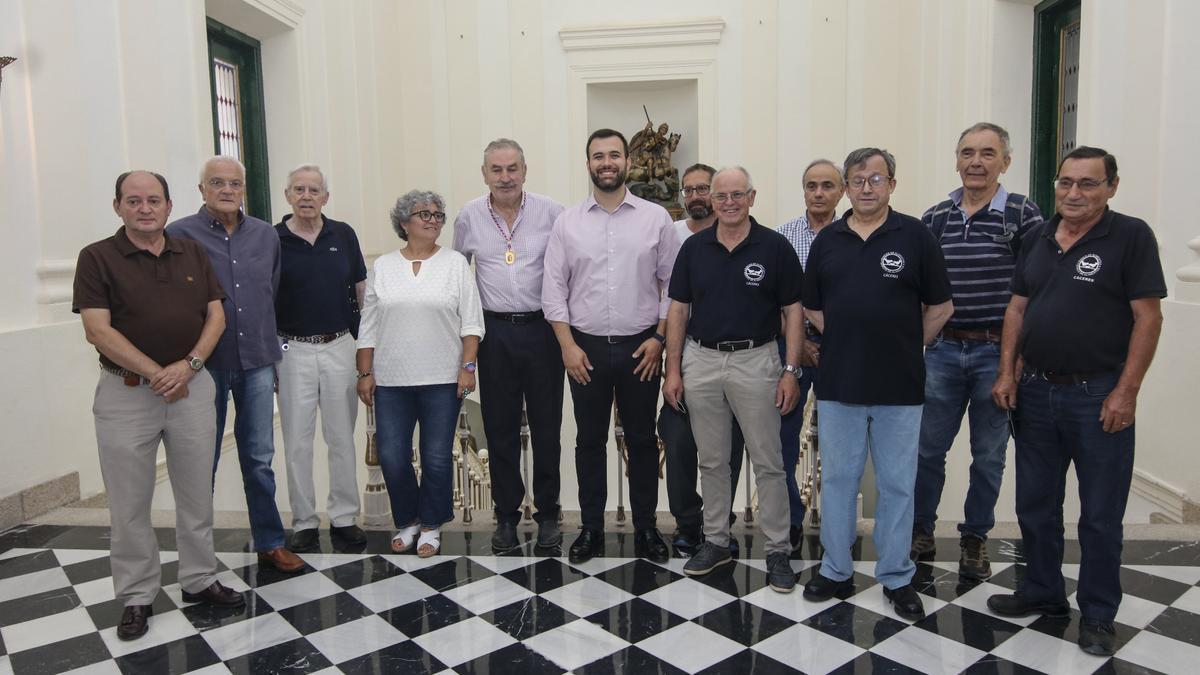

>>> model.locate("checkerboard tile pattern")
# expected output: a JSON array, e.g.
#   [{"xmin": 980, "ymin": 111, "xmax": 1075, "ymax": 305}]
[{"xmin": 0, "ymin": 526, "xmax": 1197, "ymax": 674}]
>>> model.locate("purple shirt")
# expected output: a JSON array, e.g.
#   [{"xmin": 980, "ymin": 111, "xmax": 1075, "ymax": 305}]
[
  {"xmin": 167, "ymin": 206, "xmax": 282, "ymax": 371},
  {"xmin": 542, "ymin": 189, "xmax": 680, "ymax": 335},
  {"xmin": 452, "ymin": 191, "xmax": 564, "ymax": 312}
]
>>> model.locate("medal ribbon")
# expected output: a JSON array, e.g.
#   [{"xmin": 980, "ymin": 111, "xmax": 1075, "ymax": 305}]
[{"xmin": 486, "ymin": 192, "xmax": 526, "ymax": 261}]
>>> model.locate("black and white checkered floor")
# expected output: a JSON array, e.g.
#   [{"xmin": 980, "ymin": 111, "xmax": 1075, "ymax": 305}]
[{"xmin": 1, "ymin": 525, "xmax": 1198, "ymax": 674}]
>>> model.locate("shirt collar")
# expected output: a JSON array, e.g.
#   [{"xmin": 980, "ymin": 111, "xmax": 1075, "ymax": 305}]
[
  {"xmin": 277, "ymin": 213, "xmax": 331, "ymax": 240},
  {"xmin": 949, "ymin": 185, "xmax": 1009, "ymax": 213},
  {"xmin": 584, "ymin": 188, "xmax": 638, "ymax": 213},
  {"xmin": 1043, "ymin": 207, "xmax": 1114, "ymax": 244},
  {"xmin": 113, "ymin": 226, "xmax": 184, "ymax": 256},
  {"xmin": 831, "ymin": 207, "xmax": 901, "ymax": 234},
  {"xmin": 198, "ymin": 204, "xmax": 245, "ymax": 230}
]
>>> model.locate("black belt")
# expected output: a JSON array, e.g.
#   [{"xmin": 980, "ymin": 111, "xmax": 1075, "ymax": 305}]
[
  {"xmin": 278, "ymin": 330, "xmax": 348, "ymax": 344},
  {"xmin": 484, "ymin": 309, "xmax": 544, "ymax": 324},
  {"xmin": 940, "ymin": 326, "xmax": 1002, "ymax": 344},
  {"xmin": 573, "ymin": 326, "xmax": 655, "ymax": 345},
  {"xmin": 690, "ymin": 335, "xmax": 776, "ymax": 352},
  {"xmin": 1024, "ymin": 367, "xmax": 1118, "ymax": 385}
]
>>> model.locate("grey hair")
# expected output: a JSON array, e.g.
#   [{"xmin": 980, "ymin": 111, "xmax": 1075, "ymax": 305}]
[
  {"xmin": 200, "ymin": 155, "xmax": 246, "ymax": 183},
  {"xmin": 483, "ymin": 138, "xmax": 526, "ymax": 166},
  {"xmin": 843, "ymin": 147, "xmax": 896, "ymax": 179},
  {"xmin": 389, "ymin": 190, "xmax": 445, "ymax": 240},
  {"xmin": 286, "ymin": 164, "xmax": 328, "ymax": 192},
  {"xmin": 713, "ymin": 165, "xmax": 754, "ymax": 191},
  {"xmin": 802, "ymin": 158, "xmax": 844, "ymax": 185},
  {"xmin": 958, "ymin": 122, "xmax": 1012, "ymax": 158}
]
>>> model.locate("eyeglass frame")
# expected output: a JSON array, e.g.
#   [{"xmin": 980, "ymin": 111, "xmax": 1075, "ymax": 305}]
[
  {"xmin": 411, "ymin": 209, "xmax": 448, "ymax": 223},
  {"xmin": 1052, "ymin": 177, "xmax": 1111, "ymax": 192},
  {"xmin": 205, "ymin": 178, "xmax": 245, "ymax": 191},
  {"xmin": 710, "ymin": 190, "xmax": 754, "ymax": 203},
  {"xmin": 680, "ymin": 185, "xmax": 711, "ymax": 197},
  {"xmin": 846, "ymin": 173, "xmax": 892, "ymax": 191}
]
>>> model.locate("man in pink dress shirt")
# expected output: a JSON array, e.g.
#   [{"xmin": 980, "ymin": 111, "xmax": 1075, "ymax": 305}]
[{"xmin": 542, "ymin": 128, "xmax": 682, "ymax": 564}]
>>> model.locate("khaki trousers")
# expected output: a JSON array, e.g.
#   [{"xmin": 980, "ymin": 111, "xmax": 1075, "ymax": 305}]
[
  {"xmin": 682, "ymin": 341, "xmax": 791, "ymax": 554},
  {"xmin": 94, "ymin": 369, "xmax": 219, "ymax": 606}
]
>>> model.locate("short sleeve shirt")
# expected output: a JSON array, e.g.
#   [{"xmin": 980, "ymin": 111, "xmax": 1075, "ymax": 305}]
[
  {"xmin": 275, "ymin": 215, "xmax": 368, "ymax": 338},
  {"xmin": 668, "ymin": 219, "xmax": 803, "ymax": 342},
  {"xmin": 72, "ymin": 227, "xmax": 225, "ymax": 369},
  {"xmin": 1011, "ymin": 208, "xmax": 1166, "ymax": 373},
  {"xmin": 802, "ymin": 208, "xmax": 952, "ymax": 405}
]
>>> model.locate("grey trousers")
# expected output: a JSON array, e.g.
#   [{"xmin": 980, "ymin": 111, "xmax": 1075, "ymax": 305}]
[
  {"xmin": 682, "ymin": 341, "xmax": 791, "ymax": 554},
  {"xmin": 93, "ymin": 369, "xmax": 219, "ymax": 606}
]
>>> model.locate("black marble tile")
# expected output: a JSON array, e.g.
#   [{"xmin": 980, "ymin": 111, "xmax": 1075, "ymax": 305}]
[
  {"xmin": 114, "ymin": 633, "xmax": 222, "ymax": 674},
  {"xmin": 500, "ymin": 557, "xmax": 588, "ymax": 594},
  {"xmin": 231, "ymin": 560, "xmax": 319, "ymax": 588},
  {"xmin": 1093, "ymin": 658, "xmax": 1169, "ymax": 675},
  {"xmin": 0, "ymin": 629, "xmax": 6, "ymax": 656},
  {"xmin": 689, "ymin": 560, "xmax": 771, "ymax": 598},
  {"xmin": 1028, "ymin": 611, "xmax": 1138, "ymax": 651},
  {"xmin": 180, "ymin": 589, "xmax": 273, "ymax": 631},
  {"xmin": 828, "ymin": 651, "xmax": 921, "ymax": 674},
  {"xmin": 322, "ymin": 554, "xmax": 406, "ymax": 590},
  {"xmin": 409, "ymin": 556, "xmax": 495, "ymax": 592},
  {"xmin": 797, "ymin": 567, "xmax": 879, "ymax": 596},
  {"xmin": 910, "ymin": 562, "xmax": 982, "ymax": 601},
  {"xmin": 223, "ymin": 637, "xmax": 332, "ymax": 675},
  {"xmin": 801, "ymin": 602, "xmax": 907, "ymax": 648},
  {"xmin": 453, "ymin": 642, "xmax": 566, "ymax": 674},
  {"xmin": 0, "ymin": 549, "xmax": 59, "ymax": 580},
  {"xmin": 584, "ymin": 597, "xmax": 686, "ymax": 643},
  {"xmin": 484, "ymin": 595, "xmax": 577, "ymax": 640},
  {"xmin": 575, "ymin": 645, "xmax": 688, "ymax": 675},
  {"xmin": 962, "ymin": 655, "xmax": 1046, "ymax": 674},
  {"xmin": 593, "ymin": 559, "xmax": 682, "ymax": 596},
  {"xmin": 1144, "ymin": 605, "xmax": 1200, "ymax": 648},
  {"xmin": 337, "ymin": 639, "xmax": 447, "ymax": 674},
  {"xmin": 62, "ymin": 554, "xmax": 117, "ymax": 585},
  {"xmin": 379, "ymin": 593, "xmax": 474, "ymax": 637},
  {"xmin": 86, "ymin": 592, "xmax": 178, "ymax": 630},
  {"xmin": 430, "ymin": 530, "xmax": 493, "ymax": 557},
  {"xmin": 276, "ymin": 590, "xmax": 374, "ymax": 633},
  {"xmin": 693, "ymin": 599, "xmax": 795, "ymax": 646},
  {"xmin": 697, "ymin": 648, "xmax": 798, "ymax": 675},
  {"xmin": 1118, "ymin": 566, "xmax": 1192, "ymax": 605},
  {"xmin": 1121, "ymin": 539, "xmax": 1200, "ymax": 565},
  {"xmin": 913, "ymin": 604, "xmax": 1021, "ymax": 651},
  {"xmin": 987, "ymin": 563, "xmax": 1079, "ymax": 598},
  {"xmin": 0, "ymin": 586, "xmax": 83, "ymax": 627},
  {"xmin": 6, "ymin": 632, "xmax": 111, "ymax": 674}
]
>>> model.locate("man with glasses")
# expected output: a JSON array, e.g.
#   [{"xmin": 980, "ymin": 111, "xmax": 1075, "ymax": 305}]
[
  {"xmin": 777, "ymin": 158, "xmax": 846, "ymax": 552},
  {"xmin": 911, "ymin": 123, "xmax": 1044, "ymax": 579},
  {"xmin": 168, "ymin": 156, "xmax": 303, "ymax": 573},
  {"xmin": 657, "ymin": 162, "xmax": 746, "ymax": 556},
  {"xmin": 542, "ymin": 128, "xmax": 681, "ymax": 564},
  {"xmin": 663, "ymin": 166, "xmax": 803, "ymax": 592},
  {"xmin": 801, "ymin": 148, "xmax": 953, "ymax": 621},
  {"xmin": 988, "ymin": 147, "xmax": 1165, "ymax": 656},
  {"xmin": 453, "ymin": 139, "xmax": 566, "ymax": 553}
]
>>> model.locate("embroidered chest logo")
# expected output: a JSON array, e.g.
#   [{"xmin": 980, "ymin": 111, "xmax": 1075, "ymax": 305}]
[
  {"xmin": 744, "ymin": 262, "xmax": 765, "ymax": 286},
  {"xmin": 329, "ymin": 246, "xmax": 339, "ymax": 252},
  {"xmin": 185, "ymin": 275, "xmax": 194, "ymax": 282},
  {"xmin": 1075, "ymin": 253, "xmax": 1102, "ymax": 282},
  {"xmin": 880, "ymin": 251, "xmax": 905, "ymax": 278}
]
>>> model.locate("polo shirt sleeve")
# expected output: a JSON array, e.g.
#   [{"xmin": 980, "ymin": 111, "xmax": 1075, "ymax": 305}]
[
  {"xmin": 918, "ymin": 227, "xmax": 952, "ymax": 305},
  {"xmin": 346, "ymin": 224, "xmax": 368, "ymax": 283},
  {"xmin": 776, "ymin": 239, "xmax": 803, "ymax": 306},
  {"xmin": 666, "ymin": 237, "xmax": 694, "ymax": 303},
  {"xmin": 801, "ymin": 234, "xmax": 824, "ymax": 310},
  {"xmin": 72, "ymin": 247, "xmax": 109, "ymax": 313},
  {"xmin": 1009, "ymin": 228, "xmax": 1038, "ymax": 297},
  {"xmin": 1122, "ymin": 219, "xmax": 1168, "ymax": 300}
]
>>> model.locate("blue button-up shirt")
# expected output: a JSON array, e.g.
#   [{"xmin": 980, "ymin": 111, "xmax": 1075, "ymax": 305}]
[{"xmin": 167, "ymin": 206, "xmax": 282, "ymax": 371}]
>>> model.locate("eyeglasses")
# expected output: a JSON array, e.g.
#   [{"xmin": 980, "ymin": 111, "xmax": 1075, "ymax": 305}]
[
  {"xmin": 680, "ymin": 185, "xmax": 711, "ymax": 197},
  {"xmin": 1053, "ymin": 177, "xmax": 1107, "ymax": 192},
  {"xmin": 206, "ymin": 178, "xmax": 245, "ymax": 190},
  {"xmin": 711, "ymin": 191, "xmax": 751, "ymax": 203},
  {"xmin": 847, "ymin": 174, "xmax": 890, "ymax": 190},
  {"xmin": 413, "ymin": 210, "xmax": 447, "ymax": 223}
]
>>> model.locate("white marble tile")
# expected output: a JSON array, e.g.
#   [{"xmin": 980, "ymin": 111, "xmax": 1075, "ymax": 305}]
[
  {"xmin": 51, "ymin": 549, "xmax": 111, "ymax": 566},
  {"xmin": 0, "ymin": 655, "xmax": 11, "ymax": 675},
  {"xmin": 383, "ymin": 554, "xmax": 448, "ymax": 573},
  {"xmin": 847, "ymin": 583, "xmax": 948, "ymax": 624},
  {"xmin": 991, "ymin": 625, "xmax": 1108, "ymax": 674},
  {"xmin": 559, "ymin": 555, "xmax": 634, "ymax": 576},
  {"xmin": 951, "ymin": 581, "xmax": 1040, "ymax": 627},
  {"xmin": 252, "ymin": 571, "xmax": 343, "ymax": 610},
  {"xmin": 158, "ymin": 551, "xmax": 179, "ymax": 564},
  {"xmin": 214, "ymin": 552, "xmax": 259, "ymax": 570},
  {"xmin": 1116, "ymin": 629, "xmax": 1200, "ymax": 674},
  {"xmin": 347, "ymin": 573, "xmax": 438, "ymax": 613},
  {"xmin": 1124, "ymin": 564, "xmax": 1200, "ymax": 586},
  {"xmin": 178, "ymin": 664, "xmax": 231, "ymax": 675},
  {"xmin": 637, "ymin": 621, "xmax": 745, "ymax": 673},
  {"xmin": 303, "ymin": 615, "xmax": 407, "ymax": 664},
  {"xmin": 0, "ymin": 567, "xmax": 71, "ymax": 602},
  {"xmin": 72, "ymin": 576, "xmax": 116, "ymax": 606},
  {"xmin": 0, "ymin": 606, "xmax": 96, "ymax": 652},
  {"xmin": 470, "ymin": 555, "xmax": 548, "ymax": 575},
  {"xmin": 162, "ymin": 569, "xmax": 251, "ymax": 609},
  {"xmin": 296, "ymin": 553, "xmax": 369, "ymax": 571},
  {"xmin": 200, "ymin": 612, "xmax": 300, "ymax": 661},
  {"xmin": 1170, "ymin": 585, "xmax": 1200, "ymax": 615},
  {"xmin": 638, "ymin": 577, "xmax": 736, "ymax": 619},
  {"xmin": 60, "ymin": 660, "xmax": 122, "ymax": 675},
  {"xmin": 0, "ymin": 548, "xmax": 41, "ymax": 561},
  {"xmin": 411, "ymin": 616, "xmax": 516, "ymax": 667},
  {"xmin": 1067, "ymin": 591, "xmax": 1166, "ymax": 629},
  {"xmin": 871, "ymin": 626, "xmax": 987, "ymax": 674},
  {"xmin": 98, "ymin": 609, "xmax": 199, "ymax": 658},
  {"xmin": 523, "ymin": 618, "xmax": 629, "ymax": 671},
  {"xmin": 442, "ymin": 574, "xmax": 534, "ymax": 615},
  {"xmin": 852, "ymin": 561, "xmax": 877, "ymax": 578},
  {"xmin": 753, "ymin": 623, "xmax": 865, "ymax": 674},
  {"xmin": 538, "ymin": 577, "xmax": 635, "ymax": 618},
  {"xmin": 1062, "ymin": 563, "xmax": 1082, "ymax": 580},
  {"xmin": 741, "ymin": 584, "xmax": 835, "ymax": 622}
]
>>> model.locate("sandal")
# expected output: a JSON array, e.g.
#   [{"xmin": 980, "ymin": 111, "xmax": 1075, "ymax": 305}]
[
  {"xmin": 390, "ymin": 524, "xmax": 420, "ymax": 553},
  {"xmin": 416, "ymin": 528, "xmax": 441, "ymax": 558}
]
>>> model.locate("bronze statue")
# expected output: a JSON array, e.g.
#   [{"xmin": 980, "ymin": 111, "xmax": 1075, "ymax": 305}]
[{"xmin": 626, "ymin": 109, "xmax": 682, "ymax": 208}]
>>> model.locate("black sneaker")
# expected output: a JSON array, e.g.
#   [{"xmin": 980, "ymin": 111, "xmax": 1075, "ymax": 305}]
[
  {"xmin": 1078, "ymin": 619, "xmax": 1116, "ymax": 656},
  {"xmin": 683, "ymin": 541, "xmax": 733, "ymax": 577},
  {"xmin": 883, "ymin": 583, "xmax": 926, "ymax": 621},
  {"xmin": 803, "ymin": 572, "xmax": 855, "ymax": 601},
  {"xmin": 910, "ymin": 529, "xmax": 935, "ymax": 561},
  {"xmin": 671, "ymin": 528, "xmax": 703, "ymax": 557},
  {"xmin": 492, "ymin": 521, "xmax": 519, "ymax": 552},
  {"xmin": 959, "ymin": 535, "xmax": 991, "ymax": 580},
  {"xmin": 766, "ymin": 552, "xmax": 796, "ymax": 593},
  {"xmin": 289, "ymin": 528, "xmax": 320, "ymax": 553},
  {"xmin": 986, "ymin": 593, "xmax": 1070, "ymax": 618}
]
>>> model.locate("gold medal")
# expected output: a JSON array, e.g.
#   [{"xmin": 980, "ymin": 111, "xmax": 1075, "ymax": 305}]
[{"xmin": 505, "ymin": 249, "xmax": 516, "ymax": 265}]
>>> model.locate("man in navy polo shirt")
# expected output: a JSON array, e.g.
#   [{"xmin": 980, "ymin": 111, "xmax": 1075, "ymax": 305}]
[
  {"xmin": 988, "ymin": 147, "xmax": 1165, "ymax": 656},
  {"xmin": 663, "ymin": 166, "xmax": 803, "ymax": 593},
  {"xmin": 800, "ymin": 148, "xmax": 953, "ymax": 621}
]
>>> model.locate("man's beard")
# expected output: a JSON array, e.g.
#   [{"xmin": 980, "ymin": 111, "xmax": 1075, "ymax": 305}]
[
  {"xmin": 686, "ymin": 200, "xmax": 713, "ymax": 220},
  {"xmin": 590, "ymin": 166, "xmax": 628, "ymax": 193}
]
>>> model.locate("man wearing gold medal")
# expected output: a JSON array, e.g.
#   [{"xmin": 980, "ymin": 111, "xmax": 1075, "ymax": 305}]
[{"xmin": 453, "ymin": 139, "xmax": 567, "ymax": 552}]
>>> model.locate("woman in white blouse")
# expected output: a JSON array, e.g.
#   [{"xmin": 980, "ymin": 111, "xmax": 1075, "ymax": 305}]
[{"xmin": 356, "ymin": 190, "xmax": 484, "ymax": 557}]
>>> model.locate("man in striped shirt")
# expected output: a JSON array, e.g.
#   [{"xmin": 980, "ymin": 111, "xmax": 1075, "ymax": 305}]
[{"xmin": 911, "ymin": 122, "xmax": 1044, "ymax": 579}]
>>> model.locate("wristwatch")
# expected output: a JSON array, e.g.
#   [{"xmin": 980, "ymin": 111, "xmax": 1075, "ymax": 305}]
[
  {"xmin": 653, "ymin": 333, "xmax": 666, "ymax": 345},
  {"xmin": 462, "ymin": 362, "xmax": 477, "ymax": 373},
  {"xmin": 187, "ymin": 355, "xmax": 204, "ymax": 371},
  {"xmin": 356, "ymin": 371, "xmax": 372, "ymax": 379},
  {"xmin": 783, "ymin": 364, "xmax": 801, "ymax": 379}
]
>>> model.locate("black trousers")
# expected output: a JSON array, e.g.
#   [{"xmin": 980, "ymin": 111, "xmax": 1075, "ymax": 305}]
[
  {"xmin": 570, "ymin": 328, "xmax": 661, "ymax": 532},
  {"xmin": 478, "ymin": 316, "xmax": 565, "ymax": 525},
  {"xmin": 658, "ymin": 402, "xmax": 743, "ymax": 533}
]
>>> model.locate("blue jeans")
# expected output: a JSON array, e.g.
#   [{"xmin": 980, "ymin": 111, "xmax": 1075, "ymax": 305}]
[
  {"xmin": 778, "ymin": 337, "xmax": 815, "ymax": 527},
  {"xmin": 209, "ymin": 364, "xmax": 286, "ymax": 552},
  {"xmin": 914, "ymin": 337, "xmax": 1009, "ymax": 540},
  {"xmin": 374, "ymin": 384, "xmax": 461, "ymax": 529},
  {"xmin": 817, "ymin": 401, "xmax": 922, "ymax": 589},
  {"xmin": 1014, "ymin": 371, "xmax": 1133, "ymax": 623}
]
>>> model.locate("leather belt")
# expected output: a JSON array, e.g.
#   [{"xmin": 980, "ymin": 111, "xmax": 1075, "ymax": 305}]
[
  {"xmin": 278, "ymin": 330, "xmax": 348, "ymax": 344},
  {"xmin": 1024, "ymin": 367, "xmax": 1118, "ymax": 385},
  {"xmin": 573, "ymin": 326, "xmax": 655, "ymax": 345},
  {"xmin": 484, "ymin": 310, "xmax": 544, "ymax": 324},
  {"xmin": 100, "ymin": 363, "xmax": 149, "ymax": 387},
  {"xmin": 939, "ymin": 326, "xmax": 1001, "ymax": 344},
  {"xmin": 691, "ymin": 336, "xmax": 776, "ymax": 352}
]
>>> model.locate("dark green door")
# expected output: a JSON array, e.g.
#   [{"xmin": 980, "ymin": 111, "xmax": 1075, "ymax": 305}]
[
  {"xmin": 206, "ymin": 19, "xmax": 271, "ymax": 222},
  {"xmin": 1030, "ymin": 0, "xmax": 1082, "ymax": 214}
]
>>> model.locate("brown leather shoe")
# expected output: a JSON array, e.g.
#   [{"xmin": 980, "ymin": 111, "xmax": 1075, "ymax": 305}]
[
  {"xmin": 257, "ymin": 547, "xmax": 305, "ymax": 573},
  {"xmin": 117, "ymin": 604, "xmax": 152, "ymax": 641},
  {"xmin": 182, "ymin": 580, "xmax": 246, "ymax": 607}
]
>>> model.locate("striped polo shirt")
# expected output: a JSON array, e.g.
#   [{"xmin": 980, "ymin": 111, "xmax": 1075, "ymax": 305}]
[{"xmin": 921, "ymin": 185, "xmax": 1044, "ymax": 330}]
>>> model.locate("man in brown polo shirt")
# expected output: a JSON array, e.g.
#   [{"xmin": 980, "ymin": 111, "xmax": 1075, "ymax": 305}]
[{"xmin": 73, "ymin": 171, "xmax": 245, "ymax": 641}]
